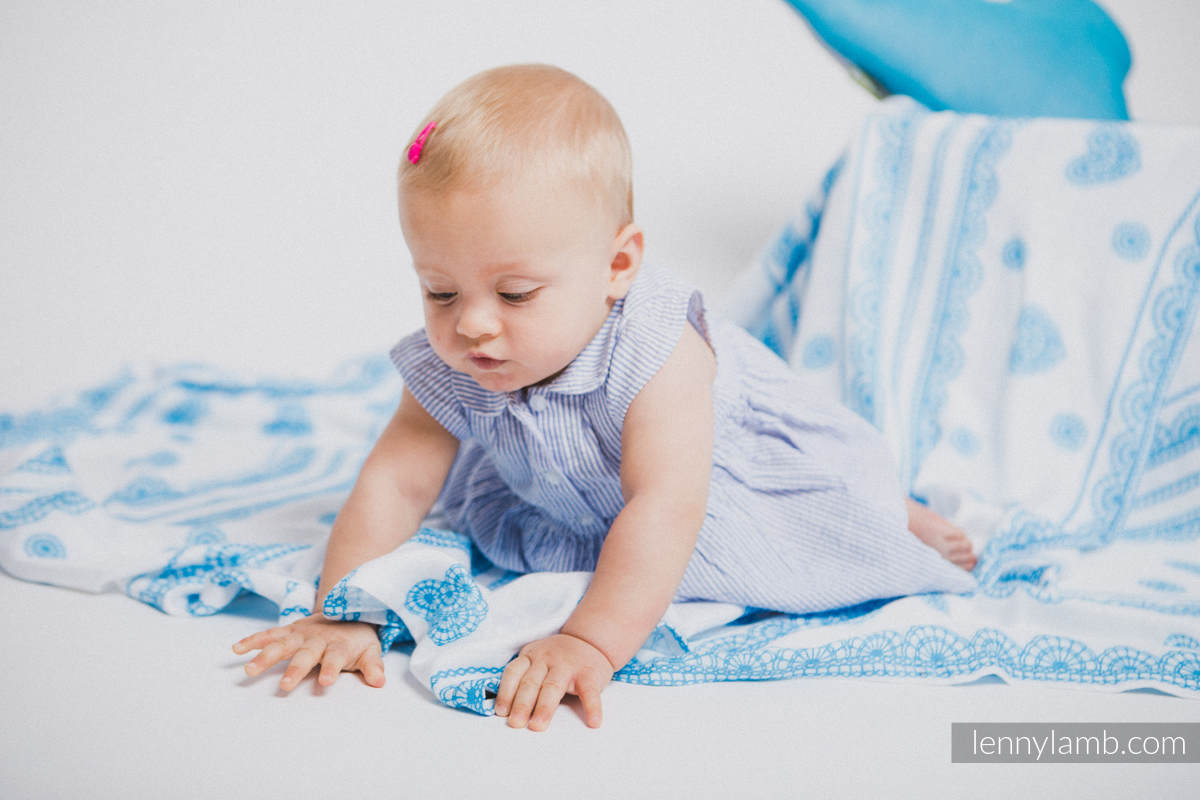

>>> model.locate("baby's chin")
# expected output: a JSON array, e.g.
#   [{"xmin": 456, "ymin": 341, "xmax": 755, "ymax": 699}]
[
  {"xmin": 468, "ymin": 368, "xmax": 529, "ymax": 394},
  {"xmin": 472, "ymin": 366, "xmax": 566, "ymax": 394}
]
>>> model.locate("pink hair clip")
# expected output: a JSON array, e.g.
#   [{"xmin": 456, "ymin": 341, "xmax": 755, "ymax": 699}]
[{"xmin": 407, "ymin": 121, "xmax": 437, "ymax": 164}]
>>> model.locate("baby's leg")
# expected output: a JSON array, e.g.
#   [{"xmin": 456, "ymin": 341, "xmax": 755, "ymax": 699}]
[{"xmin": 905, "ymin": 498, "xmax": 977, "ymax": 571}]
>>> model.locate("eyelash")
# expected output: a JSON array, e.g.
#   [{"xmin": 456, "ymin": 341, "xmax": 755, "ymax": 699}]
[{"xmin": 424, "ymin": 290, "xmax": 537, "ymax": 304}]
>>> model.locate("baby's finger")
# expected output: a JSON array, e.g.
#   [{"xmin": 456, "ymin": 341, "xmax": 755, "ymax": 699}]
[
  {"xmin": 244, "ymin": 634, "xmax": 300, "ymax": 677},
  {"xmin": 527, "ymin": 668, "xmax": 570, "ymax": 732},
  {"xmin": 279, "ymin": 644, "xmax": 323, "ymax": 693},
  {"xmin": 507, "ymin": 661, "xmax": 549, "ymax": 729},
  {"xmin": 575, "ymin": 678, "xmax": 604, "ymax": 728},
  {"xmin": 355, "ymin": 643, "xmax": 386, "ymax": 687},
  {"xmin": 317, "ymin": 640, "xmax": 352, "ymax": 686},
  {"xmin": 494, "ymin": 655, "xmax": 530, "ymax": 717},
  {"xmin": 232, "ymin": 626, "xmax": 285, "ymax": 654}
]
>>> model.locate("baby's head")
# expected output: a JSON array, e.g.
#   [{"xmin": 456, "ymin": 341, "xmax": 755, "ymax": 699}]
[
  {"xmin": 398, "ymin": 64, "xmax": 643, "ymax": 393},
  {"xmin": 399, "ymin": 63, "xmax": 632, "ymax": 230}
]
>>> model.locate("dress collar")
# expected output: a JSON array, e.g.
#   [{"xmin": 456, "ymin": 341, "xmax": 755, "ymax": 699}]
[
  {"xmin": 536, "ymin": 298, "xmax": 622, "ymax": 395},
  {"xmin": 452, "ymin": 295, "xmax": 626, "ymax": 415}
]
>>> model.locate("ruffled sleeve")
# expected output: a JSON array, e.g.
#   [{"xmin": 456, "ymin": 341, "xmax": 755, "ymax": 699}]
[
  {"xmin": 389, "ymin": 330, "xmax": 471, "ymax": 440},
  {"xmin": 604, "ymin": 265, "xmax": 712, "ymax": 423}
]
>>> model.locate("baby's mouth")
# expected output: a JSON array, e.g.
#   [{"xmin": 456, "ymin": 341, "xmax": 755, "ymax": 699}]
[{"xmin": 469, "ymin": 354, "xmax": 504, "ymax": 370}]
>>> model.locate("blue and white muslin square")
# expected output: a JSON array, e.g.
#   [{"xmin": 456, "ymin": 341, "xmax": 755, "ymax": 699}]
[
  {"xmin": 731, "ymin": 98, "xmax": 1200, "ymax": 686},
  {"xmin": 3, "ymin": 99, "xmax": 1199, "ymax": 709}
]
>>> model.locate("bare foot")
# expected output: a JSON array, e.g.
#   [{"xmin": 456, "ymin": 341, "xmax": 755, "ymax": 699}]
[{"xmin": 905, "ymin": 498, "xmax": 977, "ymax": 571}]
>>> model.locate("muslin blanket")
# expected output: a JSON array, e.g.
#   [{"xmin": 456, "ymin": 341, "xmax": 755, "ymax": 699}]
[
  {"xmin": 3, "ymin": 100, "xmax": 1199, "ymax": 709},
  {"xmin": 726, "ymin": 98, "xmax": 1200, "ymax": 695}
]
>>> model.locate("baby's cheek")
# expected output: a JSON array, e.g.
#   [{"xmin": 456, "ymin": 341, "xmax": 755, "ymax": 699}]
[
  {"xmin": 426, "ymin": 327, "xmax": 444, "ymax": 347},
  {"xmin": 425, "ymin": 326, "xmax": 455, "ymax": 358},
  {"xmin": 540, "ymin": 315, "xmax": 585, "ymax": 357}
]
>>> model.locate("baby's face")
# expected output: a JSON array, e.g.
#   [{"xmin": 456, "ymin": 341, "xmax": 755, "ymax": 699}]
[{"xmin": 400, "ymin": 174, "xmax": 630, "ymax": 393}]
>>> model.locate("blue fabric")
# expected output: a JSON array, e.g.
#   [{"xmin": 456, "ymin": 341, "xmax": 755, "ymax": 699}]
[
  {"xmin": 783, "ymin": 0, "xmax": 1131, "ymax": 119},
  {"xmin": 727, "ymin": 98, "xmax": 1200, "ymax": 701},
  {"xmin": 1, "ymin": 349, "xmax": 1197, "ymax": 710},
  {"xmin": 4, "ymin": 101, "xmax": 1200, "ymax": 711},
  {"xmin": 392, "ymin": 263, "xmax": 974, "ymax": 613}
]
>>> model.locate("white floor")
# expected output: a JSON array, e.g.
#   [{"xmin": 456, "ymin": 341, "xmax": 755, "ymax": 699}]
[
  {"xmin": 3, "ymin": 1, "xmax": 1199, "ymax": 797},
  {"xmin": 3, "ymin": 575, "xmax": 1196, "ymax": 799}
]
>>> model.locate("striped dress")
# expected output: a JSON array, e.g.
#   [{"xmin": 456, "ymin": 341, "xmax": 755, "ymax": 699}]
[{"xmin": 390, "ymin": 264, "xmax": 975, "ymax": 614}]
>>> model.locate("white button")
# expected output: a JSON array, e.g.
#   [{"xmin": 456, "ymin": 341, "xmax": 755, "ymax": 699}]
[
  {"xmin": 578, "ymin": 514, "xmax": 597, "ymax": 527},
  {"xmin": 528, "ymin": 394, "xmax": 548, "ymax": 412},
  {"xmin": 542, "ymin": 469, "xmax": 562, "ymax": 485}
]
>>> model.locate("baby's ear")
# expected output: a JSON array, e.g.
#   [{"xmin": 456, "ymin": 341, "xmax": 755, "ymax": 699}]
[{"xmin": 607, "ymin": 223, "xmax": 644, "ymax": 300}]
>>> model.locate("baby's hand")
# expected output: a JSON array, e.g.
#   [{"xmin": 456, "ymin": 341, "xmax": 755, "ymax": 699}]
[
  {"xmin": 232, "ymin": 616, "xmax": 385, "ymax": 693},
  {"xmin": 494, "ymin": 633, "xmax": 614, "ymax": 731}
]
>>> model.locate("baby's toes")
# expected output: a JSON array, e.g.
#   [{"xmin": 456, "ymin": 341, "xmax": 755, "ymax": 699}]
[
  {"xmin": 946, "ymin": 530, "xmax": 975, "ymax": 551},
  {"xmin": 946, "ymin": 522, "xmax": 971, "ymax": 539},
  {"xmin": 939, "ymin": 539, "xmax": 975, "ymax": 568},
  {"xmin": 941, "ymin": 530, "xmax": 965, "ymax": 548}
]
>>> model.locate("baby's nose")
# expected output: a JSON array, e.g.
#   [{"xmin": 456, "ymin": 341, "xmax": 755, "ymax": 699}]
[{"xmin": 456, "ymin": 300, "xmax": 501, "ymax": 339}]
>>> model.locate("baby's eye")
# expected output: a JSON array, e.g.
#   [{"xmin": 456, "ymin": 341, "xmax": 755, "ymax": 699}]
[
  {"xmin": 499, "ymin": 290, "xmax": 537, "ymax": 304},
  {"xmin": 425, "ymin": 291, "xmax": 457, "ymax": 303}
]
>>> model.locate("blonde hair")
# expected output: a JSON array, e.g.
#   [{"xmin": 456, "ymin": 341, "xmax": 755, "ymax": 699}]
[{"xmin": 398, "ymin": 64, "xmax": 633, "ymax": 227}]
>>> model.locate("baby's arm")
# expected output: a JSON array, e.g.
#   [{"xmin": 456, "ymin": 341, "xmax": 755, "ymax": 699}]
[
  {"xmin": 311, "ymin": 387, "xmax": 459, "ymax": 609},
  {"xmin": 495, "ymin": 323, "xmax": 715, "ymax": 729},
  {"xmin": 232, "ymin": 386, "xmax": 459, "ymax": 691}
]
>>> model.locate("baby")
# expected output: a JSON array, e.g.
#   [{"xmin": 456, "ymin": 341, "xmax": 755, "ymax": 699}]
[{"xmin": 233, "ymin": 64, "xmax": 977, "ymax": 731}]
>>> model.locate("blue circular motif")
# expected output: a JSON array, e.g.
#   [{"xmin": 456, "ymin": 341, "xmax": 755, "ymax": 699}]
[
  {"xmin": 1112, "ymin": 222, "xmax": 1150, "ymax": 261},
  {"xmin": 1065, "ymin": 126, "xmax": 1141, "ymax": 185},
  {"xmin": 110, "ymin": 475, "xmax": 181, "ymax": 506},
  {"xmin": 948, "ymin": 427, "xmax": 979, "ymax": 456},
  {"xmin": 24, "ymin": 533, "xmax": 66, "ymax": 559},
  {"xmin": 1161, "ymin": 650, "xmax": 1200, "ymax": 688},
  {"xmin": 1098, "ymin": 646, "xmax": 1156, "ymax": 679},
  {"xmin": 1165, "ymin": 634, "xmax": 1200, "ymax": 650},
  {"xmin": 186, "ymin": 527, "xmax": 226, "ymax": 546},
  {"xmin": 1049, "ymin": 413, "xmax": 1087, "ymax": 450},
  {"xmin": 1009, "ymin": 305, "xmax": 1066, "ymax": 374},
  {"xmin": 968, "ymin": 629, "xmax": 1019, "ymax": 670},
  {"xmin": 413, "ymin": 527, "xmax": 473, "ymax": 552},
  {"xmin": 1020, "ymin": 635, "xmax": 1094, "ymax": 676},
  {"xmin": 1180, "ymin": 241, "xmax": 1200, "ymax": 281},
  {"xmin": 903, "ymin": 626, "xmax": 970, "ymax": 676},
  {"xmin": 406, "ymin": 564, "xmax": 488, "ymax": 645},
  {"xmin": 1001, "ymin": 237, "xmax": 1026, "ymax": 270},
  {"xmin": 802, "ymin": 335, "xmax": 835, "ymax": 369}
]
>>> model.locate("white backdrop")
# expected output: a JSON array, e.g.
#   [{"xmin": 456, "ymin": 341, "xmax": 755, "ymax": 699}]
[
  {"xmin": 5, "ymin": 0, "xmax": 1196, "ymax": 409},
  {"xmin": 3, "ymin": 0, "xmax": 874, "ymax": 406}
]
